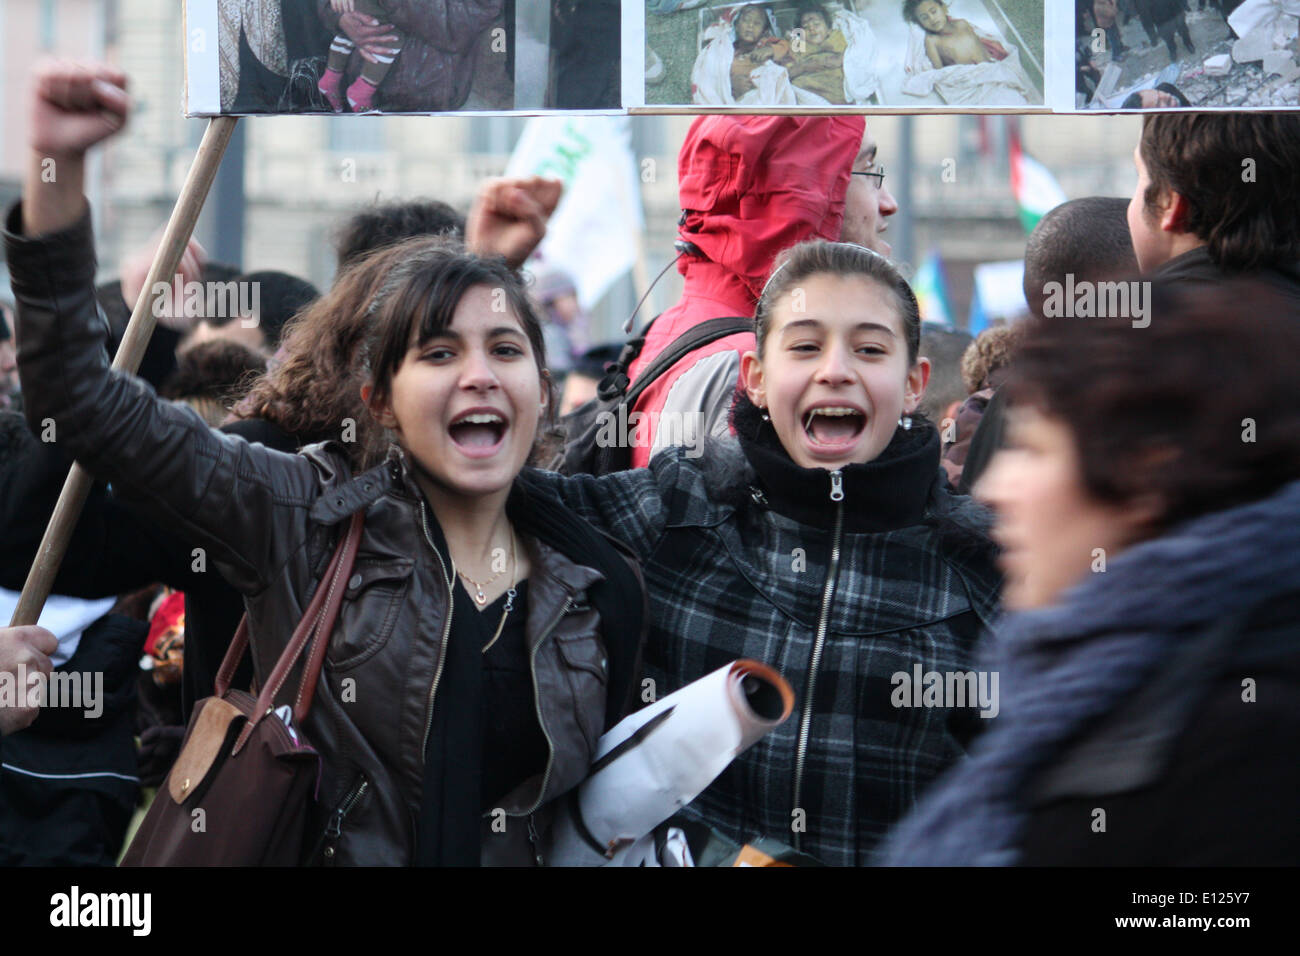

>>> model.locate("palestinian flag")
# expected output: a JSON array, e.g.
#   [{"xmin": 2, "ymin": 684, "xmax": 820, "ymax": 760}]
[{"xmin": 1009, "ymin": 129, "xmax": 1067, "ymax": 234}]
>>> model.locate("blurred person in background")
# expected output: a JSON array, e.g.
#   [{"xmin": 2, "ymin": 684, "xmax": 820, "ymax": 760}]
[
  {"xmin": 177, "ymin": 269, "xmax": 320, "ymax": 361},
  {"xmin": 960, "ymin": 196, "xmax": 1138, "ymax": 494},
  {"xmin": 0, "ymin": 308, "xmax": 19, "ymax": 412},
  {"xmin": 881, "ymin": 278, "xmax": 1300, "ymax": 865},
  {"xmin": 160, "ymin": 340, "xmax": 270, "ymax": 427},
  {"xmin": 334, "ymin": 196, "xmax": 465, "ymax": 270},
  {"xmin": 559, "ymin": 342, "xmax": 622, "ymax": 417},
  {"xmin": 941, "ymin": 323, "xmax": 1024, "ymax": 490},
  {"xmin": 916, "ymin": 323, "xmax": 973, "ymax": 431},
  {"xmin": 531, "ymin": 269, "xmax": 588, "ymax": 378}
]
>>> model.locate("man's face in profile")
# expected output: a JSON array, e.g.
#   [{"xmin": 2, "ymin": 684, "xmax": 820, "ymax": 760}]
[{"xmin": 841, "ymin": 126, "xmax": 899, "ymax": 258}]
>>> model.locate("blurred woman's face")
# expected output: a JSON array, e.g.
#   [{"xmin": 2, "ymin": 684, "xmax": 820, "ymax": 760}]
[
  {"xmin": 369, "ymin": 286, "xmax": 545, "ymax": 501},
  {"xmin": 736, "ymin": 7, "xmax": 767, "ymax": 44},
  {"xmin": 742, "ymin": 273, "xmax": 928, "ymax": 472},
  {"xmin": 974, "ymin": 406, "xmax": 1151, "ymax": 610}
]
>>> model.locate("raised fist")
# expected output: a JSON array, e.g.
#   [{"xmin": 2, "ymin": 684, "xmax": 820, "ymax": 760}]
[{"xmin": 29, "ymin": 59, "xmax": 130, "ymax": 159}]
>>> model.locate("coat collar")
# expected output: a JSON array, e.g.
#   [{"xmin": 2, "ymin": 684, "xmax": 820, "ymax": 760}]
[{"xmin": 731, "ymin": 393, "xmax": 941, "ymax": 533}]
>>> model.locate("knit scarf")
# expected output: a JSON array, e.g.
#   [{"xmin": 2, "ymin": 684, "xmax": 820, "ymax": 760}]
[{"xmin": 876, "ymin": 477, "xmax": 1300, "ymax": 865}]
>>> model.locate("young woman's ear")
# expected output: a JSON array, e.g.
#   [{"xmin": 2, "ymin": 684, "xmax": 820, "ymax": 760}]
[
  {"xmin": 361, "ymin": 382, "xmax": 397, "ymax": 430},
  {"xmin": 740, "ymin": 350, "xmax": 767, "ymax": 410},
  {"xmin": 903, "ymin": 357, "xmax": 931, "ymax": 415}
]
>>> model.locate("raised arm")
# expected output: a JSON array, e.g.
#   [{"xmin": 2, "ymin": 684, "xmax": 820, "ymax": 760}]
[{"xmin": 8, "ymin": 62, "xmax": 318, "ymax": 595}]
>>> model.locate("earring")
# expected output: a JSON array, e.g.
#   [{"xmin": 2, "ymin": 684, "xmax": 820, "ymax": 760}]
[
  {"xmin": 898, "ymin": 416, "xmax": 913, "ymax": 430},
  {"xmin": 760, "ymin": 408, "xmax": 771, "ymax": 422}
]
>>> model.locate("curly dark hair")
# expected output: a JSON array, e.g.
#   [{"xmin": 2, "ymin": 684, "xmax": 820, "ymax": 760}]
[
  {"xmin": 1006, "ymin": 277, "xmax": 1300, "ymax": 534},
  {"xmin": 238, "ymin": 237, "xmax": 553, "ymax": 471},
  {"xmin": 161, "ymin": 340, "xmax": 267, "ymax": 404}
]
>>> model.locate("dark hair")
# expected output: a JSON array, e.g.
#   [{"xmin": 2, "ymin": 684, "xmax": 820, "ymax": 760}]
[
  {"xmin": 795, "ymin": 2, "xmax": 832, "ymax": 29},
  {"xmin": 1121, "ymin": 92, "xmax": 1142, "ymax": 110},
  {"xmin": 903, "ymin": 0, "xmax": 946, "ymax": 26},
  {"xmin": 362, "ymin": 238, "xmax": 549, "ymax": 415},
  {"xmin": 572, "ymin": 342, "xmax": 623, "ymax": 381},
  {"xmin": 1022, "ymin": 197, "xmax": 1137, "ymax": 319},
  {"xmin": 917, "ymin": 324, "xmax": 974, "ymax": 421},
  {"xmin": 201, "ymin": 270, "xmax": 319, "ymax": 349},
  {"xmin": 754, "ymin": 239, "xmax": 922, "ymax": 364},
  {"xmin": 1006, "ymin": 278, "xmax": 1300, "ymax": 534},
  {"xmin": 241, "ymin": 237, "xmax": 552, "ymax": 471},
  {"xmin": 335, "ymin": 198, "xmax": 466, "ymax": 271},
  {"xmin": 162, "ymin": 340, "xmax": 267, "ymax": 403},
  {"xmin": 1139, "ymin": 113, "xmax": 1300, "ymax": 271}
]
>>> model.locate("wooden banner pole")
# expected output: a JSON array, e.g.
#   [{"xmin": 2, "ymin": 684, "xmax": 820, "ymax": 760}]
[{"xmin": 9, "ymin": 115, "xmax": 239, "ymax": 629}]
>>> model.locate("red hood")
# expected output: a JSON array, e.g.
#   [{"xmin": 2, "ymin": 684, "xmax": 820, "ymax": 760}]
[{"xmin": 675, "ymin": 115, "xmax": 865, "ymax": 305}]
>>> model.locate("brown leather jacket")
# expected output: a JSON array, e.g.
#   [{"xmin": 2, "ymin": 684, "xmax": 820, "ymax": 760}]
[{"xmin": 6, "ymin": 206, "xmax": 634, "ymax": 865}]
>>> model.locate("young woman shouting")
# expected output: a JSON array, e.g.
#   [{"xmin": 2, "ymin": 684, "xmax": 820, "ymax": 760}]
[
  {"xmin": 532, "ymin": 240, "xmax": 1002, "ymax": 865},
  {"xmin": 8, "ymin": 62, "xmax": 642, "ymax": 866}
]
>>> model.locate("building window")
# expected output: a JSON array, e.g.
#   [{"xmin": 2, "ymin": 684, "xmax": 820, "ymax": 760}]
[
  {"xmin": 328, "ymin": 117, "xmax": 386, "ymax": 153},
  {"xmin": 468, "ymin": 116, "xmax": 527, "ymax": 155}
]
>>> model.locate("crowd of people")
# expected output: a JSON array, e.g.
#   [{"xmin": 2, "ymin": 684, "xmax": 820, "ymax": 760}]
[{"xmin": 1, "ymin": 58, "xmax": 1298, "ymax": 867}]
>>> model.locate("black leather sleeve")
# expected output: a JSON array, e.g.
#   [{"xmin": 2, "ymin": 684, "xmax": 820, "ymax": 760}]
[{"xmin": 5, "ymin": 202, "xmax": 318, "ymax": 596}]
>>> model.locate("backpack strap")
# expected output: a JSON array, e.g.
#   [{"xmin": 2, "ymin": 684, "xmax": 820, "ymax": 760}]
[{"xmin": 622, "ymin": 316, "xmax": 753, "ymax": 409}]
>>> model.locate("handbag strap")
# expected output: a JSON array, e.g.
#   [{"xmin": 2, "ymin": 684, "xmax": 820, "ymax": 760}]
[{"xmin": 230, "ymin": 512, "xmax": 365, "ymax": 754}]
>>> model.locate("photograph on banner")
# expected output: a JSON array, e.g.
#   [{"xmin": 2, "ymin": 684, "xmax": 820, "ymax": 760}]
[
  {"xmin": 187, "ymin": 0, "xmax": 511, "ymax": 114},
  {"xmin": 1074, "ymin": 1, "xmax": 1300, "ymax": 109},
  {"xmin": 644, "ymin": 0, "xmax": 1045, "ymax": 108}
]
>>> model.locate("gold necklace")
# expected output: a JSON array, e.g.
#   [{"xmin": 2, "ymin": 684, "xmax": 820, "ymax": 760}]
[
  {"xmin": 456, "ymin": 529, "xmax": 513, "ymax": 606},
  {"xmin": 481, "ymin": 532, "xmax": 518, "ymax": 655}
]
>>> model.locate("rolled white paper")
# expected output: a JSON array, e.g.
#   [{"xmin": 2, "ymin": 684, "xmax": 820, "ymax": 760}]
[{"xmin": 546, "ymin": 659, "xmax": 794, "ymax": 866}]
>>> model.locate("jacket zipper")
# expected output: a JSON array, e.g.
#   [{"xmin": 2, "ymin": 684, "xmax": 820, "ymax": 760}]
[
  {"xmin": 326, "ymin": 777, "xmax": 369, "ymax": 840},
  {"xmin": 312, "ymin": 774, "xmax": 368, "ymax": 863},
  {"xmin": 515, "ymin": 595, "xmax": 575, "ymax": 823},
  {"xmin": 419, "ymin": 499, "xmax": 455, "ymax": 757},
  {"xmin": 791, "ymin": 470, "xmax": 844, "ymax": 852}
]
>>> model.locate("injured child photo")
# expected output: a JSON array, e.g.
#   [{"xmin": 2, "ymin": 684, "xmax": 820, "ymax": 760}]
[
  {"xmin": 212, "ymin": 0, "xmax": 512, "ymax": 114},
  {"xmin": 645, "ymin": 0, "xmax": 1043, "ymax": 108},
  {"xmin": 1075, "ymin": 0, "xmax": 1300, "ymax": 109}
]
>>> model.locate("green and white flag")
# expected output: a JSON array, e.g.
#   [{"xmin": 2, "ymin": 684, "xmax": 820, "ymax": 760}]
[{"xmin": 1009, "ymin": 133, "xmax": 1067, "ymax": 234}]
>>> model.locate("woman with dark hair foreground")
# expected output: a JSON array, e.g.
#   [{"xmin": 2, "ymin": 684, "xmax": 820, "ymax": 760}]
[
  {"xmin": 7, "ymin": 61, "xmax": 643, "ymax": 866},
  {"xmin": 880, "ymin": 278, "xmax": 1300, "ymax": 865}
]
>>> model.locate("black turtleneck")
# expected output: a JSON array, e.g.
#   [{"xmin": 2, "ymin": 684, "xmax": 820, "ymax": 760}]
[{"xmin": 731, "ymin": 393, "xmax": 941, "ymax": 533}]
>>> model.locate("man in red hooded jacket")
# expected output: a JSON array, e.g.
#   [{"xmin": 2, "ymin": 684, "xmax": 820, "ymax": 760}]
[{"xmin": 626, "ymin": 116, "xmax": 898, "ymax": 469}]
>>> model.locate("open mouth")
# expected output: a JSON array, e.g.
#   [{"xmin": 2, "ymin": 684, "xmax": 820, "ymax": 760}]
[
  {"xmin": 449, "ymin": 411, "xmax": 508, "ymax": 453},
  {"xmin": 802, "ymin": 406, "xmax": 867, "ymax": 448}
]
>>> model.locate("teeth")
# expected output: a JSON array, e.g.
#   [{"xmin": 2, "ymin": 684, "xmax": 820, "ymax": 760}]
[
  {"xmin": 808, "ymin": 407, "xmax": 861, "ymax": 417},
  {"xmin": 456, "ymin": 413, "xmax": 504, "ymax": 425}
]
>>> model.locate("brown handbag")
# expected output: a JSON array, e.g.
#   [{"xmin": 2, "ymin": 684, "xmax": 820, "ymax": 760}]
[{"xmin": 120, "ymin": 513, "xmax": 365, "ymax": 866}]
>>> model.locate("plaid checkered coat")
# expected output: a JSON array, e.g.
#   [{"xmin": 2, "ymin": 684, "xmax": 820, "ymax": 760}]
[{"xmin": 531, "ymin": 436, "xmax": 1002, "ymax": 866}]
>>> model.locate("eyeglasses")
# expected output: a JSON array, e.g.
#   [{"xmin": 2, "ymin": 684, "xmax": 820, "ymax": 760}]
[{"xmin": 851, "ymin": 164, "xmax": 886, "ymax": 189}]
